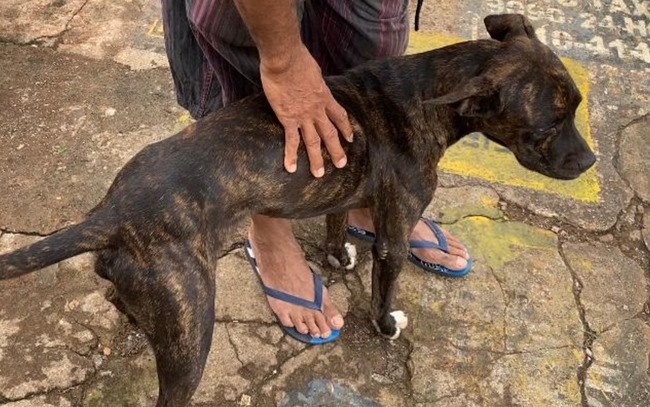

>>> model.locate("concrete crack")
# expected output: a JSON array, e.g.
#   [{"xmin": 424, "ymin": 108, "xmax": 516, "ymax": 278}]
[
  {"xmin": 46, "ymin": 0, "xmax": 91, "ymax": 48},
  {"xmin": 0, "ymin": 0, "xmax": 91, "ymax": 47},
  {"xmin": 3, "ymin": 381, "xmax": 92, "ymax": 403},
  {"xmin": 222, "ymin": 324, "xmax": 250, "ymax": 375},
  {"xmin": 487, "ymin": 265, "xmax": 509, "ymax": 353},
  {"xmin": 223, "ymin": 323, "xmax": 245, "ymax": 368},
  {"xmin": 66, "ymin": 317, "xmax": 101, "ymax": 355},
  {"xmin": 216, "ymin": 241, "xmax": 244, "ymax": 260},
  {"xmin": 261, "ymin": 340, "xmax": 313, "ymax": 383},
  {"xmin": 558, "ymin": 245, "xmax": 597, "ymax": 407},
  {"xmin": 612, "ymin": 114, "xmax": 649, "ymax": 201},
  {"xmin": 439, "ymin": 337, "xmax": 573, "ymax": 357}
]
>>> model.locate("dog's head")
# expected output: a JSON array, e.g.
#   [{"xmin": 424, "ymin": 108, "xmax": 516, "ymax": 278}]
[{"xmin": 428, "ymin": 14, "xmax": 596, "ymax": 180}]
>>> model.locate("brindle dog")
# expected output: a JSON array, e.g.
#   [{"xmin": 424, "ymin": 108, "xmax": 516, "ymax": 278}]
[{"xmin": 0, "ymin": 15, "xmax": 595, "ymax": 406}]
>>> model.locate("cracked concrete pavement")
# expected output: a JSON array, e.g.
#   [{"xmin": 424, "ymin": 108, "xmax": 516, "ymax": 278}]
[{"xmin": 0, "ymin": 0, "xmax": 648, "ymax": 406}]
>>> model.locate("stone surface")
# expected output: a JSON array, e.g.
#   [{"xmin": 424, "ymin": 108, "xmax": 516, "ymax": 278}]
[
  {"xmin": 57, "ymin": 0, "xmax": 167, "ymax": 69},
  {"xmin": 0, "ymin": 0, "xmax": 87, "ymax": 44},
  {"xmin": 490, "ymin": 178, "xmax": 633, "ymax": 231},
  {"xmin": 641, "ymin": 212, "xmax": 650, "ymax": 250},
  {"xmin": 0, "ymin": 44, "xmax": 180, "ymax": 233},
  {"xmin": 410, "ymin": 343, "xmax": 582, "ymax": 406},
  {"xmin": 3, "ymin": 395, "xmax": 75, "ymax": 407},
  {"xmin": 423, "ymin": 185, "xmax": 503, "ymax": 223},
  {"xmin": 585, "ymin": 319, "xmax": 650, "ymax": 407},
  {"xmin": 263, "ymin": 346, "xmax": 360, "ymax": 405},
  {"xmin": 618, "ymin": 117, "xmax": 650, "ymax": 203},
  {"xmin": 83, "ymin": 351, "xmax": 158, "ymax": 407},
  {"xmin": 0, "ymin": 234, "xmax": 118, "ymax": 401},
  {"xmin": 215, "ymin": 251, "xmax": 276, "ymax": 323},
  {"xmin": 400, "ymin": 217, "xmax": 583, "ymax": 404},
  {"xmin": 563, "ymin": 242, "xmax": 647, "ymax": 332},
  {"xmin": 193, "ymin": 325, "xmax": 251, "ymax": 404}
]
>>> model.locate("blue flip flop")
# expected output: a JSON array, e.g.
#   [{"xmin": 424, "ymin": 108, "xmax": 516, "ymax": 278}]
[
  {"xmin": 244, "ymin": 240, "xmax": 340, "ymax": 345},
  {"xmin": 347, "ymin": 218, "xmax": 472, "ymax": 278}
]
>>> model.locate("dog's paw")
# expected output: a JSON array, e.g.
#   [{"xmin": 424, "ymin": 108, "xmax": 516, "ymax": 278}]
[
  {"xmin": 391, "ymin": 310, "xmax": 408, "ymax": 330},
  {"xmin": 344, "ymin": 242, "xmax": 357, "ymax": 270},
  {"xmin": 327, "ymin": 254, "xmax": 342, "ymax": 269},
  {"xmin": 326, "ymin": 242, "xmax": 357, "ymax": 270},
  {"xmin": 373, "ymin": 310, "xmax": 409, "ymax": 340}
]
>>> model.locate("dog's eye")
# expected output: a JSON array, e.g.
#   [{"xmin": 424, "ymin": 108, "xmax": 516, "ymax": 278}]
[
  {"xmin": 531, "ymin": 126, "xmax": 557, "ymax": 144},
  {"xmin": 535, "ymin": 125, "xmax": 557, "ymax": 138},
  {"xmin": 543, "ymin": 127, "xmax": 557, "ymax": 137}
]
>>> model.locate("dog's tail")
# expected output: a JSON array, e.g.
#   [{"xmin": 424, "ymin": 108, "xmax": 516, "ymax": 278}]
[{"xmin": 0, "ymin": 214, "xmax": 113, "ymax": 280}]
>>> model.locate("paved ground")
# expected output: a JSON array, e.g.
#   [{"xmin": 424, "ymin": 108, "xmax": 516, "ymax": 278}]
[{"xmin": 0, "ymin": 0, "xmax": 648, "ymax": 406}]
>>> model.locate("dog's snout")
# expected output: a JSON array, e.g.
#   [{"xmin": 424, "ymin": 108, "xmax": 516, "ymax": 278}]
[{"xmin": 577, "ymin": 151, "xmax": 596, "ymax": 171}]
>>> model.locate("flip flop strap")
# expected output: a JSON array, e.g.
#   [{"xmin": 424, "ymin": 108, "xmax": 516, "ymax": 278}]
[
  {"xmin": 245, "ymin": 241, "xmax": 323, "ymax": 311},
  {"xmin": 409, "ymin": 239, "xmax": 443, "ymax": 251},
  {"xmin": 410, "ymin": 218, "xmax": 449, "ymax": 253},
  {"xmin": 260, "ymin": 273, "xmax": 323, "ymax": 311}
]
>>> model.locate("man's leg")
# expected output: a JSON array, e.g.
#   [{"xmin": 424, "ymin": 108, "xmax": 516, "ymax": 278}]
[
  {"xmin": 170, "ymin": 0, "xmax": 343, "ymax": 338},
  {"xmin": 302, "ymin": 0, "xmax": 470, "ymax": 272}
]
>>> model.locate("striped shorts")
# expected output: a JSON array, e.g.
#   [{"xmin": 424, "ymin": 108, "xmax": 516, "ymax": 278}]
[{"xmin": 161, "ymin": 0, "xmax": 409, "ymax": 119}]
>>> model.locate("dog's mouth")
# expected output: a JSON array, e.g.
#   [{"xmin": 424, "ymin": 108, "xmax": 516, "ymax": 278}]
[
  {"xmin": 483, "ymin": 132, "xmax": 595, "ymax": 180},
  {"xmin": 482, "ymin": 132, "xmax": 509, "ymax": 149},
  {"xmin": 514, "ymin": 154, "xmax": 578, "ymax": 180},
  {"xmin": 514, "ymin": 146, "xmax": 596, "ymax": 180}
]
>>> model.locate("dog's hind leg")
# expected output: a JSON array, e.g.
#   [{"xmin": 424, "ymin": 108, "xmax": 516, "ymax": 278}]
[
  {"xmin": 325, "ymin": 212, "xmax": 357, "ymax": 270},
  {"xmin": 96, "ymin": 247, "xmax": 215, "ymax": 407}
]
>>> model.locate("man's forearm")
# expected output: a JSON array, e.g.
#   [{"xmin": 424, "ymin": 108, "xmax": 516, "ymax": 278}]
[{"xmin": 234, "ymin": 0, "xmax": 303, "ymax": 72}]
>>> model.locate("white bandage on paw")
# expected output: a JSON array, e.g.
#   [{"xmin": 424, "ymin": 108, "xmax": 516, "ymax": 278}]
[
  {"xmin": 344, "ymin": 242, "xmax": 357, "ymax": 270},
  {"xmin": 326, "ymin": 242, "xmax": 357, "ymax": 270},
  {"xmin": 391, "ymin": 310, "xmax": 408, "ymax": 330},
  {"xmin": 374, "ymin": 310, "xmax": 409, "ymax": 340}
]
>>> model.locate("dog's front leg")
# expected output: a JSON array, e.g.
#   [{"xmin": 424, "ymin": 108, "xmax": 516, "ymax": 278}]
[
  {"xmin": 325, "ymin": 212, "xmax": 357, "ymax": 270},
  {"xmin": 370, "ymin": 203, "xmax": 421, "ymax": 339}
]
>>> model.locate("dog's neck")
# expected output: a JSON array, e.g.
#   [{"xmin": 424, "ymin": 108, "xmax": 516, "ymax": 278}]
[
  {"xmin": 339, "ymin": 40, "xmax": 500, "ymax": 148},
  {"xmin": 413, "ymin": 40, "xmax": 501, "ymax": 143}
]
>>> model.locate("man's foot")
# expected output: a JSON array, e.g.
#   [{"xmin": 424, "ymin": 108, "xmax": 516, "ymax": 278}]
[
  {"xmin": 250, "ymin": 215, "xmax": 344, "ymax": 339},
  {"xmin": 347, "ymin": 209, "xmax": 470, "ymax": 271}
]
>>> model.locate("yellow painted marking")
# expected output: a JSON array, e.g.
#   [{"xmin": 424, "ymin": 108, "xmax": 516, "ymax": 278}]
[
  {"xmin": 450, "ymin": 217, "xmax": 557, "ymax": 270},
  {"xmin": 177, "ymin": 112, "xmax": 193, "ymax": 125},
  {"xmin": 147, "ymin": 19, "xmax": 165, "ymax": 38},
  {"xmin": 408, "ymin": 31, "xmax": 601, "ymax": 202}
]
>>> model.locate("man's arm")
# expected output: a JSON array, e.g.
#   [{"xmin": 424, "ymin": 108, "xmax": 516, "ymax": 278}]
[{"xmin": 234, "ymin": 0, "xmax": 353, "ymax": 177}]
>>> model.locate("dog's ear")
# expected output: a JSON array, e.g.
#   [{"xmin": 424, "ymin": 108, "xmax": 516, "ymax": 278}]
[
  {"xmin": 424, "ymin": 75, "xmax": 501, "ymax": 117},
  {"xmin": 484, "ymin": 14, "xmax": 537, "ymax": 41}
]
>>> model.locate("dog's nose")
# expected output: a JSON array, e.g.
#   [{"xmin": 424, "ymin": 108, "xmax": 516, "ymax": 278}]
[{"xmin": 577, "ymin": 151, "xmax": 596, "ymax": 171}]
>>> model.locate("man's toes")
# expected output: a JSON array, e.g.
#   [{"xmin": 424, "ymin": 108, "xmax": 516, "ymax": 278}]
[
  {"xmin": 277, "ymin": 312, "xmax": 294, "ymax": 328},
  {"xmin": 440, "ymin": 230, "xmax": 469, "ymax": 255},
  {"xmin": 444, "ymin": 252, "xmax": 467, "ymax": 269},
  {"xmin": 322, "ymin": 293, "xmax": 344, "ymax": 330},
  {"xmin": 446, "ymin": 241, "xmax": 469, "ymax": 259},
  {"xmin": 304, "ymin": 315, "xmax": 321, "ymax": 338},
  {"xmin": 419, "ymin": 248, "xmax": 467, "ymax": 270},
  {"xmin": 314, "ymin": 312, "xmax": 332, "ymax": 338},
  {"xmin": 291, "ymin": 315, "xmax": 310, "ymax": 335}
]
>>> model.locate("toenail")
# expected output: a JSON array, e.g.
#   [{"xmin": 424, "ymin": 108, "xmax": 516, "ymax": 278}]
[
  {"xmin": 331, "ymin": 315, "xmax": 344, "ymax": 328},
  {"xmin": 321, "ymin": 331, "xmax": 331, "ymax": 338}
]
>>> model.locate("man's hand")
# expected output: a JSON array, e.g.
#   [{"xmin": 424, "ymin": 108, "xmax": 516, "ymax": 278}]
[
  {"xmin": 261, "ymin": 46, "xmax": 353, "ymax": 177},
  {"xmin": 234, "ymin": 0, "xmax": 353, "ymax": 177}
]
